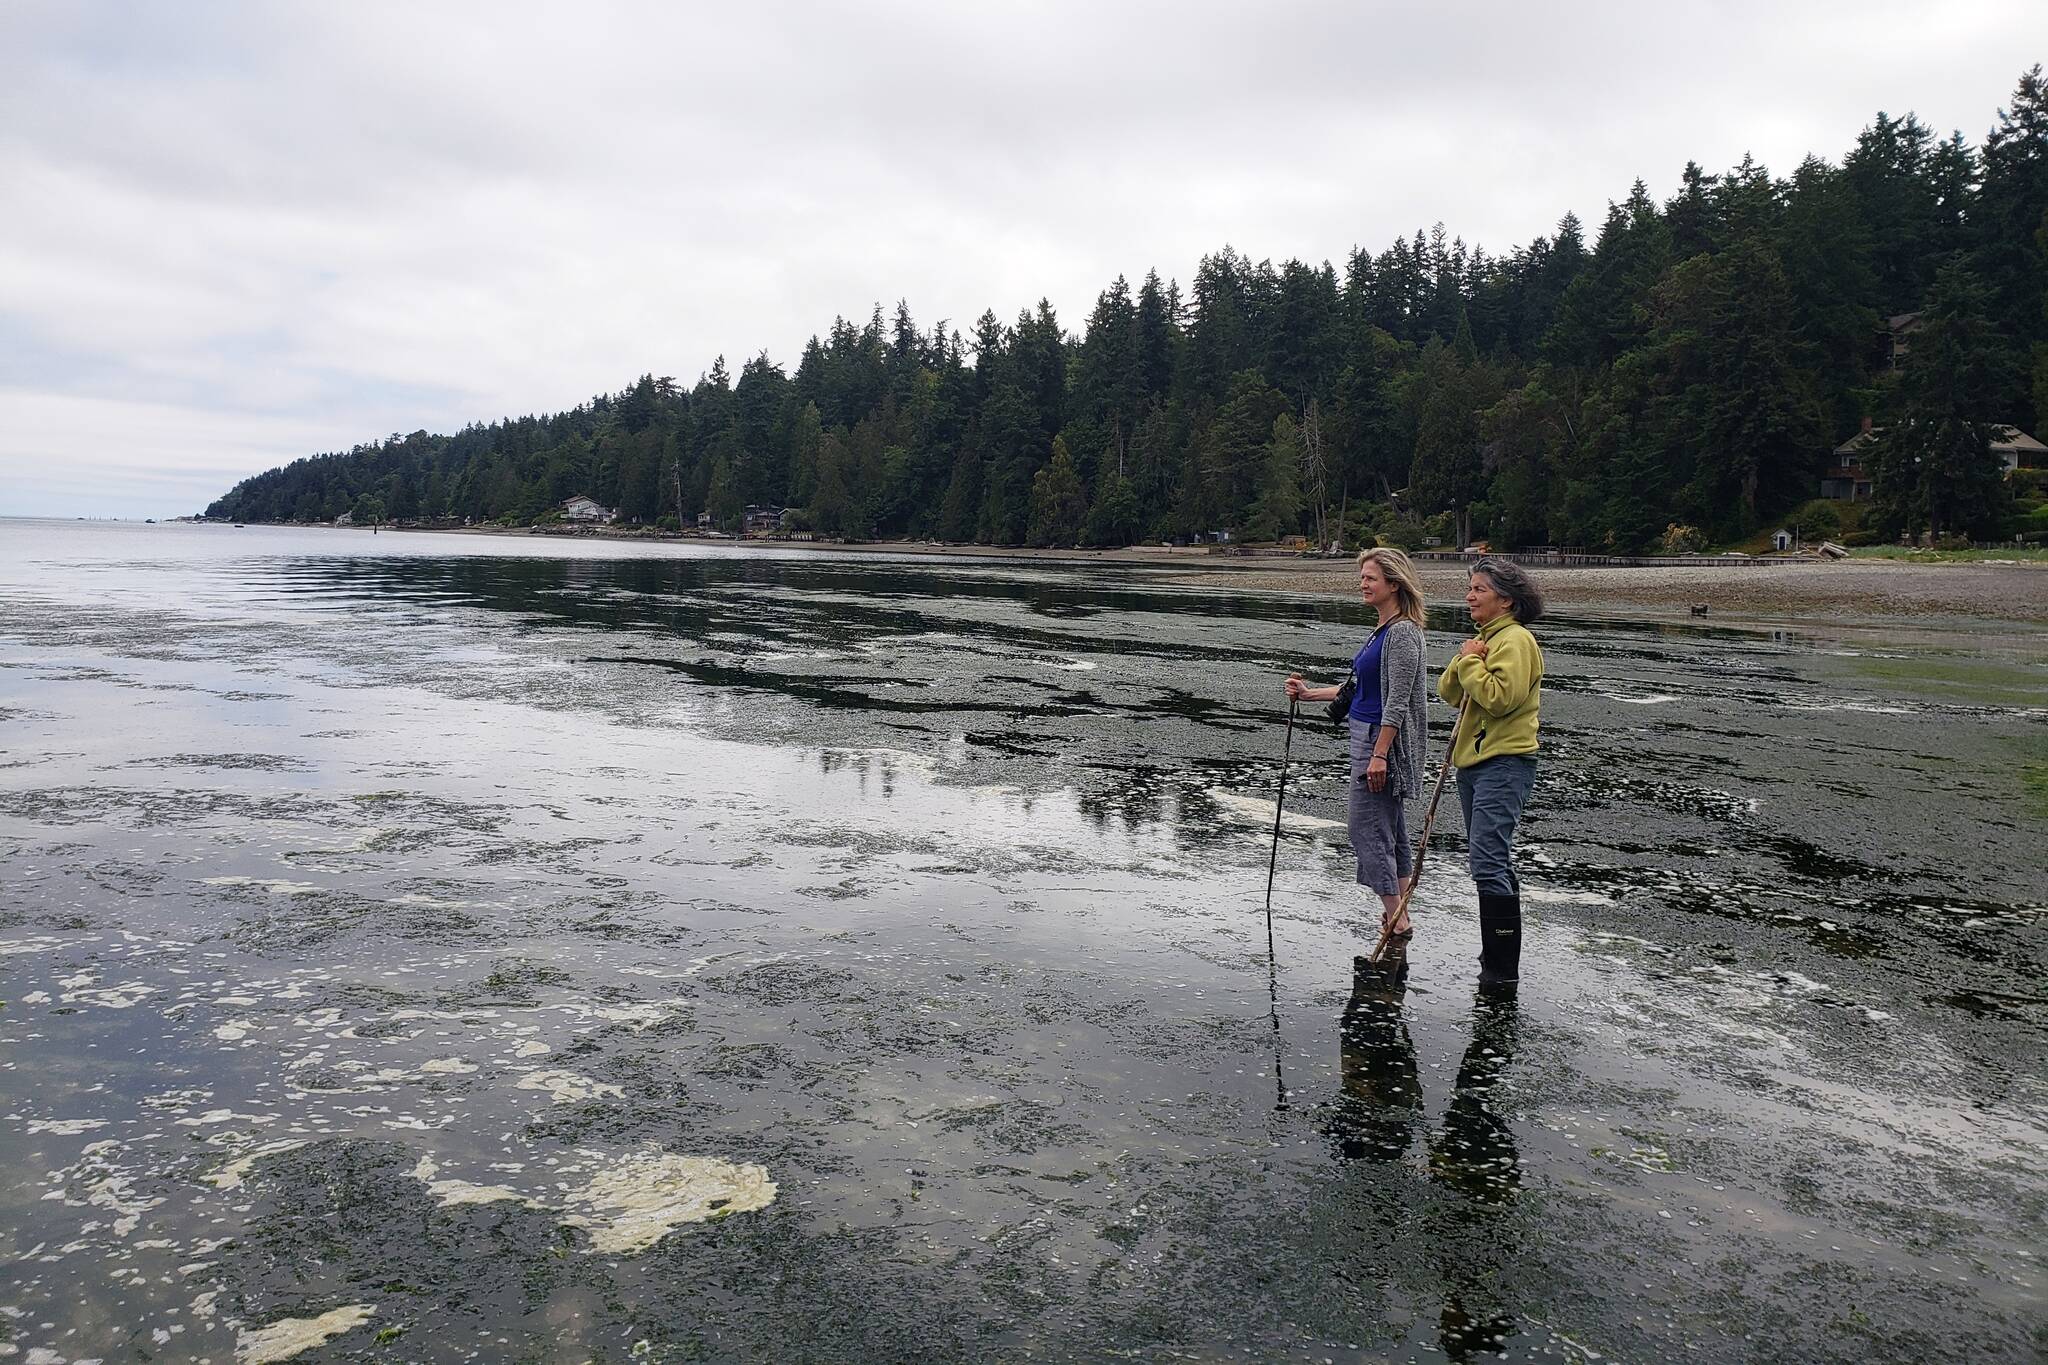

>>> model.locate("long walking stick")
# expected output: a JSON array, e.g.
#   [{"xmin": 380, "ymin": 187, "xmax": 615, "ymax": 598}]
[
  {"xmin": 1264, "ymin": 696, "xmax": 1300, "ymax": 917},
  {"xmin": 1369, "ymin": 699, "xmax": 1470, "ymax": 962}
]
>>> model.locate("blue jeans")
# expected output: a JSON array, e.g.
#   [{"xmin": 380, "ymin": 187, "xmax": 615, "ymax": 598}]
[{"xmin": 1456, "ymin": 756, "xmax": 1537, "ymax": 897}]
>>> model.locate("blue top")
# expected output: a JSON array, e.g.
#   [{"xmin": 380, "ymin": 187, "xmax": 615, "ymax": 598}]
[{"xmin": 1349, "ymin": 626, "xmax": 1388, "ymax": 724}]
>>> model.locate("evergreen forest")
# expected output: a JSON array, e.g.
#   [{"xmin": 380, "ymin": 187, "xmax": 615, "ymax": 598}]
[{"xmin": 207, "ymin": 68, "xmax": 2048, "ymax": 552}]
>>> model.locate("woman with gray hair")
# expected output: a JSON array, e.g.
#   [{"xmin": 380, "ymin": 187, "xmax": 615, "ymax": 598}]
[
  {"xmin": 1437, "ymin": 557, "xmax": 1546, "ymax": 986},
  {"xmin": 1285, "ymin": 548, "xmax": 1432, "ymax": 939}
]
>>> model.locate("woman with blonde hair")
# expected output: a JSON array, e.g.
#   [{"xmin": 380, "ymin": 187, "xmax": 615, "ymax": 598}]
[{"xmin": 1285, "ymin": 547, "xmax": 1431, "ymax": 939}]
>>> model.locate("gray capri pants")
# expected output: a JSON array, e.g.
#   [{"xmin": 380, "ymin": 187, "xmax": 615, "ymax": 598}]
[{"xmin": 1347, "ymin": 718, "xmax": 1411, "ymax": 895}]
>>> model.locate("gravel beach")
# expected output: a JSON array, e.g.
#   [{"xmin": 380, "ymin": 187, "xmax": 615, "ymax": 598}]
[
  {"xmin": 1185, "ymin": 557, "xmax": 2048, "ymax": 625},
  {"xmin": 441, "ymin": 527, "xmax": 2048, "ymax": 626}
]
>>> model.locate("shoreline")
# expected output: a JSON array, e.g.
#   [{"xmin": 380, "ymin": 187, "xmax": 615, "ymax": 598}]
[
  {"xmin": 408, "ymin": 523, "xmax": 2048, "ymax": 628},
  {"xmin": 143, "ymin": 519, "xmax": 2048, "ymax": 629}
]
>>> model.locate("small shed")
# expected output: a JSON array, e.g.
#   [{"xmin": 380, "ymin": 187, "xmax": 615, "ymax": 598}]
[{"xmin": 1771, "ymin": 528, "xmax": 1794, "ymax": 551}]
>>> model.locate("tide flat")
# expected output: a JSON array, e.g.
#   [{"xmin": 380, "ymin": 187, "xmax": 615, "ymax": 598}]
[{"xmin": 1, "ymin": 521, "xmax": 2042, "ymax": 1364}]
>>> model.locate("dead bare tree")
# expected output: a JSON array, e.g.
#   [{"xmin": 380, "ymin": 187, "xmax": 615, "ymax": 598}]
[{"xmin": 1300, "ymin": 397, "xmax": 1330, "ymax": 552}]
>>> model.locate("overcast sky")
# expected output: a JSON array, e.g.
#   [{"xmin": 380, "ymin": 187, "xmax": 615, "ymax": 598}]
[{"xmin": 2, "ymin": 1, "xmax": 2041, "ymax": 518}]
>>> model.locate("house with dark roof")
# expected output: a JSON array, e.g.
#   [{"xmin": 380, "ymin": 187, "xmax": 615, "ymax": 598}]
[
  {"xmin": 1823, "ymin": 421, "xmax": 1878, "ymax": 501},
  {"xmin": 1824, "ymin": 421, "xmax": 2046, "ymax": 501}
]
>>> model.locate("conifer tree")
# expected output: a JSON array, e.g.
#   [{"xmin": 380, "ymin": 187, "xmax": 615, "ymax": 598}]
[
  {"xmin": 1244, "ymin": 413, "xmax": 1305, "ymax": 542},
  {"xmin": 936, "ymin": 446, "xmax": 981, "ymax": 542},
  {"xmin": 1204, "ymin": 370, "xmax": 1284, "ymax": 526},
  {"xmin": 1407, "ymin": 340, "xmax": 1495, "ymax": 549},
  {"xmin": 706, "ymin": 454, "xmax": 742, "ymax": 531},
  {"xmin": 1135, "ymin": 270, "xmax": 1179, "ymax": 404},
  {"xmin": 1666, "ymin": 162, "xmax": 1721, "ymax": 260},
  {"xmin": 1777, "ymin": 155, "xmax": 1880, "ymax": 435},
  {"xmin": 1026, "ymin": 437, "xmax": 1087, "ymax": 547},
  {"xmin": 1083, "ymin": 468, "xmax": 1141, "ymax": 547},
  {"xmin": 977, "ymin": 381, "xmax": 1037, "ymax": 544},
  {"xmin": 788, "ymin": 402, "xmax": 824, "ymax": 506},
  {"xmin": 1976, "ymin": 65, "xmax": 2048, "ymax": 426},
  {"xmin": 1867, "ymin": 262, "xmax": 2016, "ymax": 538}
]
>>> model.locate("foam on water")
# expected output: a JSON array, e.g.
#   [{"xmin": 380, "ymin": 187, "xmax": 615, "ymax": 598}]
[
  {"xmin": 204, "ymin": 1139, "xmax": 310, "ymax": 1191},
  {"xmin": 559, "ymin": 1148, "xmax": 778, "ymax": 1254},
  {"xmin": 1205, "ymin": 789, "xmax": 1346, "ymax": 832},
  {"xmin": 235, "ymin": 1305, "xmax": 375, "ymax": 1364},
  {"xmin": 514, "ymin": 1070, "xmax": 624, "ymax": 1103},
  {"xmin": 409, "ymin": 1155, "xmax": 533, "ymax": 1209}
]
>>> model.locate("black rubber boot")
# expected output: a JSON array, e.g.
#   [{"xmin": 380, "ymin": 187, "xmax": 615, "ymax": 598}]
[{"xmin": 1476, "ymin": 892, "xmax": 1522, "ymax": 986}]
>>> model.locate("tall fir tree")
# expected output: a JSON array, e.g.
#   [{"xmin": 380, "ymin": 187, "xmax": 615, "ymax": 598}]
[
  {"xmin": 1026, "ymin": 437, "xmax": 1087, "ymax": 547},
  {"xmin": 1867, "ymin": 262, "xmax": 2017, "ymax": 537}
]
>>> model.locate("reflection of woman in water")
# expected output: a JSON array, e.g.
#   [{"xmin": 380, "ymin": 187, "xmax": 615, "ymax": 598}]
[
  {"xmin": 1284, "ymin": 548, "xmax": 1431, "ymax": 939},
  {"xmin": 1330, "ymin": 948, "xmax": 1421, "ymax": 1163},
  {"xmin": 1327, "ymin": 959, "xmax": 1525, "ymax": 1360},
  {"xmin": 1437, "ymin": 557, "xmax": 1546, "ymax": 986},
  {"xmin": 1429, "ymin": 984, "xmax": 1523, "ymax": 1359}
]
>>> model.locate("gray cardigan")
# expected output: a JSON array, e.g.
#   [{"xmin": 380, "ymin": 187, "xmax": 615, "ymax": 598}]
[{"xmin": 1351, "ymin": 618, "xmax": 1429, "ymax": 799}]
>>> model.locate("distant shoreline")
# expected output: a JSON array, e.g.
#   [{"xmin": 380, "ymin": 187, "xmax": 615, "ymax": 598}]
[
  {"xmin": 96, "ymin": 518, "xmax": 2048, "ymax": 628},
  {"xmin": 399, "ymin": 522, "xmax": 2048, "ymax": 628}
]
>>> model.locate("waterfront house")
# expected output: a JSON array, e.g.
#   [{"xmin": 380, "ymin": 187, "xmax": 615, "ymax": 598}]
[
  {"xmin": 1827, "ymin": 422, "xmax": 2045, "ymax": 500},
  {"xmin": 1990, "ymin": 426, "xmax": 2048, "ymax": 475},
  {"xmin": 1824, "ymin": 421, "xmax": 1877, "ymax": 501},
  {"xmin": 559, "ymin": 495, "xmax": 615, "ymax": 523}
]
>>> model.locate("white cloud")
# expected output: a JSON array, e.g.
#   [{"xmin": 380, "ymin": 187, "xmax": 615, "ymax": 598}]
[
  {"xmin": 0, "ymin": 389, "xmax": 359, "ymax": 518},
  {"xmin": 0, "ymin": 0, "xmax": 2039, "ymax": 516}
]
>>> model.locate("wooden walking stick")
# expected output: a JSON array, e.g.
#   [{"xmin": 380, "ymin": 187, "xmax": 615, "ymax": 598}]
[{"xmin": 1368, "ymin": 698, "xmax": 1470, "ymax": 963}]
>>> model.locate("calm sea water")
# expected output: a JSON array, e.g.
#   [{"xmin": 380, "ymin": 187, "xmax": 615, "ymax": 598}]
[{"xmin": 1, "ymin": 519, "xmax": 2042, "ymax": 1363}]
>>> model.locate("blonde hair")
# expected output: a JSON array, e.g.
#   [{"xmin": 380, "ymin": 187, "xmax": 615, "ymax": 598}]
[{"xmin": 1358, "ymin": 547, "xmax": 1427, "ymax": 629}]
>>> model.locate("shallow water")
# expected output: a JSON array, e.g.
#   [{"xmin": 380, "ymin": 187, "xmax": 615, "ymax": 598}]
[{"xmin": 1, "ymin": 520, "xmax": 2043, "ymax": 1363}]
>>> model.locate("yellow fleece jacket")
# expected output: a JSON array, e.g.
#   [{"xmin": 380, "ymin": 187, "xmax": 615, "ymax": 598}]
[{"xmin": 1436, "ymin": 615, "xmax": 1543, "ymax": 768}]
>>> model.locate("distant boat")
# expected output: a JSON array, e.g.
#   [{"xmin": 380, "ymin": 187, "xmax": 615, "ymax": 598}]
[
  {"xmin": 233, "ymin": 522, "xmax": 245, "ymax": 528},
  {"xmin": 144, "ymin": 518, "xmax": 155, "ymax": 524}
]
